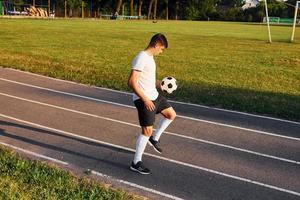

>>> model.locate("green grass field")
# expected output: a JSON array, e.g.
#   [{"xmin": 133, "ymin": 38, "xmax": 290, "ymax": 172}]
[
  {"xmin": 0, "ymin": 147, "xmax": 140, "ymax": 200},
  {"xmin": 0, "ymin": 18, "xmax": 299, "ymax": 120}
]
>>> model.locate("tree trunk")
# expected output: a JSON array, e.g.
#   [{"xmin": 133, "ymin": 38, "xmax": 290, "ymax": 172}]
[
  {"xmin": 148, "ymin": 0, "xmax": 154, "ymax": 19},
  {"xmin": 115, "ymin": 0, "xmax": 122, "ymax": 14},
  {"xmin": 122, "ymin": 3, "xmax": 125, "ymax": 15},
  {"xmin": 138, "ymin": 0, "xmax": 143, "ymax": 18},
  {"xmin": 166, "ymin": 0, "xmax": 168, "ymax": 20},
  {"xmin": 48, "ymin": 0, "xmax": 50, "ymax": 16},
  {"xmin": 69, "ymin": 8, "xmax": 72, "ymax": 17},
  {"xmin": 64, "ymin": 0, "xmax": 67, "ymax": 18},
  {"xmin": 130, "ymin": 0, "xmax": 134, "ymax": 16},
  {"xmin": 175, "ymin": 0, "xmax": 179, "ymax": 20},
  {"xmin": 153, "ymin": 0, "xmax": 157, "ymax": 20}
]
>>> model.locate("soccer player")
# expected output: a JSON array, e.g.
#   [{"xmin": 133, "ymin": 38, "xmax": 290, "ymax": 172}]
[{"xmin": 127, "ymin": 33, "xmax": 176, "ymax": 175}]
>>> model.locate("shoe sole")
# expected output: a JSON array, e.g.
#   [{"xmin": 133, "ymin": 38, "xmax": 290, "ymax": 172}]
[
  {"xmin": 130, "ymin": 166, "xmax": 151, "ymax": 175},
  {"xmin": 148, "ymin": 141, "xmax": 162, "ymax": 154}
]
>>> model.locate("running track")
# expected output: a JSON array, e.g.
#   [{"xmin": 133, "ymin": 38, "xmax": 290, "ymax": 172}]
[{"xmin": 0, "ymin": 67, "xmax": 299, "ymax": 200}]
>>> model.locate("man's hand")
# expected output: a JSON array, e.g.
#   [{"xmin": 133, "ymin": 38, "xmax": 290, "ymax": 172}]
[
  {"xmin": 144, "ymin": 99, "xmax": 155, "ymax": 111},
  {"xmin": 156, "ymin": 80, "xmax": 162, "ymax": 91}
]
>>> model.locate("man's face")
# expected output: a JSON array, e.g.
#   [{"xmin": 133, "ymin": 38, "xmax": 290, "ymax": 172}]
[{"xmin": 153, "ymin": 44, "xmax": 165, "ymax": 56}]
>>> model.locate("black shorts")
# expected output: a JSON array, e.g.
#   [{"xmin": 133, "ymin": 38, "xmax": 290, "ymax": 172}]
[{"xmin": 134, "ymin": 94, "xmax": 171, "ymax": 127}]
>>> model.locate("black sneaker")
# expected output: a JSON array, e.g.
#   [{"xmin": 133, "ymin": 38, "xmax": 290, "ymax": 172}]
[
  {"xmin": 130, "ymin": 161, "xmax": 151, "ymax": 175},
  {"xmin": 148, "ymin": 136, "xmax": 162, "ymax": 154}
]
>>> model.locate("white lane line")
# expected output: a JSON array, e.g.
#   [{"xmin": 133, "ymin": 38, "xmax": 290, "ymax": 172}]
[
  {"xmin": 0, "ymin": 78, "xmax": 134, "ymax": 109},
  {"xmin": 0, "ymin": 114, "xmax": 299, "ymax": 197},
  {"xmin": 175, "ymin": 115, "xmax": 300, "ymax": 142},
  {"xmin": 0, "ymin": 141, "xmax": 183, "ymax": 200},
  {"xmin": 3, "ymin": 67, "xmax": 300, "ymax": 126},
  {"xmin": 168, "ymin": 99, "xmax": 300, "ymax": 125},
  {"xmin": 164, "ymin": 131, "xmax": 300, "ymax": 165},
  {"xmin": 91, "ymin": 170, "xmax": 185, "ymax": 200},
  {"xmin": 0, "ymin": 78, "xmax": 299, "ymax": 141},
  {"xmin": 0, "ymin": 141, "xmax": 69, "ymax": 165},
  {"xmin": 2, "ymin": 67, "xmax": 134, "ymax": 95},
  {"xmin": 1, "ymin": 92, "xmax": 300, "ymax": 165}
]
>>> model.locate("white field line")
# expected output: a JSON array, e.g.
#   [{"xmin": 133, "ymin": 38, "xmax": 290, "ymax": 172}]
[
  {"xmin": 0, "ymin": 141, "xmax": 68, "ymax": 165},
  {"xmin": 0, "ymin": 141, "xmax": 183, "ymax": 200},
  {"xmin": 0, "ymin": 77, "xmax": 300, "ymax": 141},
  {"xmin": 1, "ymin": 92, "xmax": 300, "ymax": 165},
  {"xmin": 91, "ymin": 170, "xmax": 185, "ymax": 200},
  {"xmin": 3, "ymin": 67, "xmax": 300, "ymax": 126},
  {"xmin": 0, "ymin": 113, "xmax": 299, "ymax": 197}
]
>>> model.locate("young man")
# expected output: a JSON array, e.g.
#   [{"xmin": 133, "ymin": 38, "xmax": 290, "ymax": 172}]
[{"xmin": 127, "ymin": 33, "xmax": 176, "ymax": 175}]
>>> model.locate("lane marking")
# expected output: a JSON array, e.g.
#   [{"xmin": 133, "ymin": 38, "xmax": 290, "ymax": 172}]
[
  {"xmin": 1, "ymin": 92, "xmax": 300, "ymax": 166},
  {"xmin": 0, "ymin": 114, "xmax": 299, "ymax": 197},
  {"xmin": 165, "ymin": 131, "xmax": 300, "ymax": 165},
  {"xmin": 0, "ymin": 141, "xmax": 68, "ymax": 165},
  {"xmin": 0, "ymin": 141, "xmax": 183, "ymax": 200},
  {"xmin": 168, "ymin": 99, "xmax": 300, "ymax": 125},
  {"xmin": 2, "ymin": 67, "xmax": 300, "ymax": 126},
  {"xmin": 0, "ymin": 78, "xmax": 299, "ymax": 140},
  {"xmin": 175, "ymin": 115, "xmax": 300, "ymax": 142},
  {"xmin": 0, "ymin": 78, "xmax": 134, "ymax": 109},
  {"xmin": 2, "ymin": 67, "xmax": 134, "ymax": 95},
  {"xmin": 91, "ymin": 170, "xmax": 185, "ymax": 200}
]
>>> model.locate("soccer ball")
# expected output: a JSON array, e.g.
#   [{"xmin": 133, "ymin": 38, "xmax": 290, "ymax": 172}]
[{"xmin": 161, "ymin": 76, "xmax": 177, "ymax": 94}]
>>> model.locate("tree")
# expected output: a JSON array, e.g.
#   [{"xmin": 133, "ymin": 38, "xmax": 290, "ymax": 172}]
[
  {"xmin": 50, "ymin": 0, "xmax": 300, "ymax": 21},
  {"xmin": 286, "ymin": 0, "xmax": 298, "ymax": 17},
  {"xmin": 153, "ymin": 0, "xmax": 158, "ymax": 19},
  {"xmin": 130, "ymin": 0, "xmax": 134, "ymax": 15},
  {"xmin": 148, "ymin": 0, "xmax": 154, "ymax": 19},
  {"xmin": 138, "ymin": 0, "xmax": 143, "ymax": 17},
  {"xmin": 115, "ymin": 0, "xmax": 122, "ymax": 14},
  {"xmin": 164, "ymin": 0, "xmax": 168, "ymax": 19},
  {"xmin": 174, "ymin": 0, "xmax": 180, "ymax": 19},
  {"xmin": 267, "ymin": 0, "xmax": 288, "ymax": 17},
  {"xmin": 147, "ymin": 0, "xmax": 154, "ymax": 19},
  {"xmin": 184, "ymin": 0, "xmax": 217, "ymax": 20},
  {"xmin": 67, "ymin": 0, "xmax": 81, "ymax": 17},
  {"xmin": 218, "ymin": 0, "xmax": 243, "ymax": 7},
  {"xmin": 185, "ymin": 0, "xmax": 200, "ymax": 20}
]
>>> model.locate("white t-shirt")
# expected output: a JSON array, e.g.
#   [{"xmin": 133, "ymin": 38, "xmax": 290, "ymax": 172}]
[{"xmin": 131, "ymin": 51, "xmax": 159, "ymax": 101}]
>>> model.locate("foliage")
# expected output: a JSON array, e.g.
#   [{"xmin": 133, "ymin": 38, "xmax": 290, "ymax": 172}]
[
  {"xmin": 31, "ymin": 0, "xmax": 298, "ymax": 21},
  {"xmin": 7, "ymin": 0, "xmax": 297, "ymax": 21}
]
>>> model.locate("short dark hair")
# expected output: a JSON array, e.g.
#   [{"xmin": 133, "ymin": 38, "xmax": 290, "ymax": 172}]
[{"xmin": 148, "ymin": 33, "xmax": 168, "ymax": 48}]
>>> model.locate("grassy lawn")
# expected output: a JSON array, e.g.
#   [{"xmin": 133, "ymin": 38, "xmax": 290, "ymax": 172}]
[
  {"xmin": 0, "ymin": 147, "xmax": 140, "ymax": 200},
  {"xmin": 0, "ymin": 18, "xmax": 299, "ymax": 121}
]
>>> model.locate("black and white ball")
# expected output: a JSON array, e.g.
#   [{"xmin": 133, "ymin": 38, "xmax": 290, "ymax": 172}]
[{"xmin": 161, "ymin": 76, "xmax": 177, "ymax": 94}]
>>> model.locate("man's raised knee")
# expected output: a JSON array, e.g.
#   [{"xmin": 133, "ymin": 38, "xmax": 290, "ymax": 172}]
[
  {"xmin": 142, "ymin": 126, "xmax": 153, "ymax": 137},
  {"xmin": 166, "ymin": 109, "xmax": 176, "ymax": 120},
  {"xmin": 169, "ymin": 111, "xmax": 176, "ymax": 120}
]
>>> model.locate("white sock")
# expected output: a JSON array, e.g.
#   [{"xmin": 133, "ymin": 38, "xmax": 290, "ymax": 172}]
[
  {"xmin": 133, "ymin": 134, "xmax": 149, "ymax": 164},
  {"xmin": 153, "ymin": 117, "xmax": 173, "ymax": 141}
]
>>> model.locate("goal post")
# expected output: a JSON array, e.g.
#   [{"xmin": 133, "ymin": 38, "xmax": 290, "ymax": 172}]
[
  {"xmin": 291, "ymin": 1, "xmax": 300, "ymax": 42},
  {"xmin": 264, "ymin": 0, "xmax": 300, "ymax": 43},
  {"xmin": 264, "ymin": 0, "xmax": 272, "ymax": 43}
]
